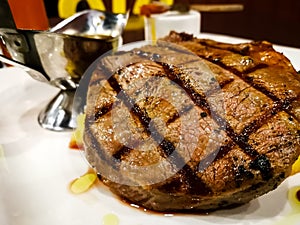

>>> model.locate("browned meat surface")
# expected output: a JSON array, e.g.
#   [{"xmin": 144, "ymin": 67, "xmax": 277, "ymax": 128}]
[{"xmin": 83, "ymin": 31, "xmax": 300, "ymax": 212}]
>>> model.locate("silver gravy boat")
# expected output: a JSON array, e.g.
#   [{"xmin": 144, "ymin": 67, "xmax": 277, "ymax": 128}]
[{"xmin": 0, "ymin": 0, "xmax": 128, "ymax": 131}]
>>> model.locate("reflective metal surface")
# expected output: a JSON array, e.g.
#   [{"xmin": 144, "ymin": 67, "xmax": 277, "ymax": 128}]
[
  {"xmin": 51, "ymin": 9, "xmax": 128, "ymax": 38},
  {"xmin": 0, "ymin": 8, "xmax": 128, "ymax": 131},
  {"xmin": 0, "ymin": 54, "xmax": 49, "ymax": 83},
  {"xmin": 33, "ymin": 31, "xmax": 121, "ymax": 88},
  {"xmin": 38, "ymin": 90, "xmax": 76, "ymax": 131}
]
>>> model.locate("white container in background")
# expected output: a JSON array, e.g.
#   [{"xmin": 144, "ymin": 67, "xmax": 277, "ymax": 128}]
[{"xmin": 144, "ymin": 10, "xmax": 201, "ymax": 41}]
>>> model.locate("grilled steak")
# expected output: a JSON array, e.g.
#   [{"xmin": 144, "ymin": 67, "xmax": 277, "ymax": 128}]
[{"xmin": 83, "ymin": 31, "xmax": 300, "ymax": 212}]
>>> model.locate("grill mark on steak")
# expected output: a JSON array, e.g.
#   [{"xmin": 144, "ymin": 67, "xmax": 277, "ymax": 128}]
[
  {"xmin": 160, "ymin": 62, "xmax": 261, "ymax": 158},
  {"xmin": 165, "ymin": 104, "xmax": 193, "ymax": 125},
  {"xmin": 85, "ymin": 127, "xmax": 120, "ymax": 171},
  {"xmin": 190, "ymin": 41, "xmax": 298, "ymax": 111},
  {"xmin": 105, "ymin": 69, "xmax": 193, "ymax": 159},
  {"xmin": 210, "ymin": 142, "xmax": 235, "ymax": 162},
  {"xmin": 199, "ymin": 55, "xmax": 280, "ymax": 101},
  {"xmin": 112, "ymin": 146, "xmax": 132, "ymax": 161},
  {"xmin": 158, "ymin": 62, "xmax": 210, "ymax": 110},
  {"xmin": 216, "ymin": 117, "xmax": 260, "ymax": 158},
  {"xmin": 178, "ymin": 41, "xmax": 298, "ymax": 135},
  {"xmin": 240, "ymin": 100, "xmax": 292, "ymax": 138},
  {"xmin": 192, "ymin": 43, "xmax": 299, "ymax": 127},
  {"xmin": 94, "ymin": 103, "xmax": 113, "ymax": 121},
  {"xmin": 158, "ymin": 60, "xmax": 274, "ymax": 180},
  {"xmin": 101, "ymin": 64, "xmax": 212, "ymax": 194},
  {"xmin": 184, "ymin": 40, "xmax": 290, "ymax": 100},
  {"xmin": 205, "ymin": 78, "xmax": 235, "ymax": 96}
]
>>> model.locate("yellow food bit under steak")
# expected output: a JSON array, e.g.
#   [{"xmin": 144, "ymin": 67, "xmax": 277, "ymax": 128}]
[
  {"xmin": 292, "ymin": 156, "xmax": 300, "ymax": 175},
  {"xmin": 70, "ymin": 172, "xmax": 97, "ymax": 194},
  {"xmin": 69, "ymin": 113, "xmax": 85, "ymax": 149}
]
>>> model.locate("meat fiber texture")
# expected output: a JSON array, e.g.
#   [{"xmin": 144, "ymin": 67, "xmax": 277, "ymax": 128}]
[{"xmin": 83, "ymin": 31, "xmax": 300, "ymax": 212}]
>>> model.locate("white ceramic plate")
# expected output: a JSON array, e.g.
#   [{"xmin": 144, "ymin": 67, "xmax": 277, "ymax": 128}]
[{"xmin": 0, "ymin": 34, "xmax": 300, "ymax": 225}]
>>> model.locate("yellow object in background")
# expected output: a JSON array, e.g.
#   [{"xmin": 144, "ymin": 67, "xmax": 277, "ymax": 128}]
[
  {"xmin": 58, "ymin": 0, "xmax": 174, "ymax": 31},
  {"xmin": 58, "ymin": 0, "xmax": 174, "ymax": 18},
  {"xmin": 112, "ymin": 0, "xmax": 126, "ymax": 13},
  {"xmin": 58, "ymin": 0, "xmax": 105, "ymax": 18}
]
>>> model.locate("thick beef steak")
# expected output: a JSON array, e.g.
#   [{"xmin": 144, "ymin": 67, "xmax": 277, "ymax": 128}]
[{"xmin": 83, "ymin": 31, "xmax": 300, "ymax": 212}]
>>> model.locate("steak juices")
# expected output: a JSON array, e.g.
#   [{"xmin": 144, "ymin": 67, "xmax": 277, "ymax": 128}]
[{"xmin": 82, "ymin": 31, "xmax": 300, "ymax": 212}]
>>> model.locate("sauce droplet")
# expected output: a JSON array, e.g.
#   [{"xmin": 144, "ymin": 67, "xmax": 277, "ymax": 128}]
[
  {"xmin": 273, "ymin": 186, "xmax": 300, "ymax": 225},
  {"xmin": 102, "ymin": 213, "xmax": 119, "ymax": 225},
  {"xmin": 296, "ymin": 189, "xmax": 300, "ymax": 202},
  {"xmin": 288, "ymin": 186, "xmax": 300, "ymax": 211},
  {"xmin": 69, "ymin": 171, "xmax": 97, "ymax": 194}
]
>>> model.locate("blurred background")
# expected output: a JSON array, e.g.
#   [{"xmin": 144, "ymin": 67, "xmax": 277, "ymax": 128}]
[
  {"xmin": 196, "ymin": 0, "xmax": 300, "ymax": 48},
  {"xmin": 43, "ymin": 0, "xmax": 300, "ymax": 47},
  {"xmin": 44, "ymin": 0, "xmax": 300, "ymax": 47},
  {"xmin": 14, "ymin": 0, "xmax": 300, "ymax": 48}
]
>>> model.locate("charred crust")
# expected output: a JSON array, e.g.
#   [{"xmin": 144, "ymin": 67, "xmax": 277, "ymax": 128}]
[
  {"xmin": 200, "ymin": 112, "xmax": 208, "ymax": 118},
  {"xmin": 234, "ymin": 165, "xmax": 255, "ymax": 188},
  {"xmin": 112, "ymin": 146, "xmax": 132, "ymax": 161},
  {"xmin": 166, "ymin": 104, "xmax": 193, "ymax": 124},
  {"xmin": 159, "ymin": 62, "xmax": 211, "ymax": 110},
  {"xmin": 249, "ymin": 155, "xmax": 273, "ymax": 180},
  {"xmin": 94, "ymin": 103, "xmax": 113, "ymax": 121},
  {"xmin": 214, "ymin": 143, "xmax": 235, "ymax": 160},
  {"xmin": 85, "ymin": 128, "xmax": 120, "ymax": 171}
]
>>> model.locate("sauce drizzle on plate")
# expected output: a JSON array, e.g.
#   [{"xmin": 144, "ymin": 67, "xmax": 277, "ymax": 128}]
[{"xmin": 273, "ymin": 186, "xmax": 300, "ymax": 225}]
